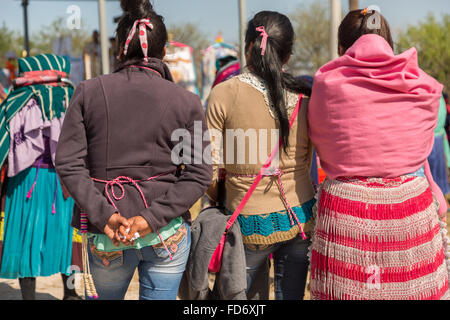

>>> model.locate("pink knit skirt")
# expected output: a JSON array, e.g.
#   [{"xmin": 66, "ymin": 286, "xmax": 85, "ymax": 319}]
[{"xmin": 309, "ymin": 176, "xmax": 450, "ymax": 300}]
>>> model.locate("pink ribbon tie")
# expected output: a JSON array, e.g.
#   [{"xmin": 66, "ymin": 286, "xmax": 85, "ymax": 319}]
[
  {"xmin": 255, "ymin": 26, "xmax": 268, "ymax": 56},
  {"xmin": 124, "ymin": 19, "xmax": 154, "ymax": 63},
  {"xmin": 26, "ymin": 158, "xmax": 42, "ymax": 200}
]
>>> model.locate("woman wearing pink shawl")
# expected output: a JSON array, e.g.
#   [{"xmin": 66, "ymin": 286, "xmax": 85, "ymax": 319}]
[{"xmin": 308, "ymin": 9, "xmax": 450, "ymax": 300}]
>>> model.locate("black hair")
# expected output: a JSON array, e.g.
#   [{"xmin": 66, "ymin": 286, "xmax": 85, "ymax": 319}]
[
  {"xmin": 338, "ymin": 9, "xmax": 394, "ymax": 53},
  {"xmin": 245, "ymin": 11, "xmax": 311, "ymax": 152},
  {"xmin": 116, "ymin": 0, "xmax": 167, "ymax": 68}
]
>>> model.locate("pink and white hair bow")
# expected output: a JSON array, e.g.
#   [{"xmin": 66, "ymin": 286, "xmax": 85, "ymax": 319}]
[
  {"xmin": 123, "ymin": 19, "xmax": 154, "ymax": 63},
  {"xmin": 255, "ymin": 26, "xmax": 269, "ymax": 56}
]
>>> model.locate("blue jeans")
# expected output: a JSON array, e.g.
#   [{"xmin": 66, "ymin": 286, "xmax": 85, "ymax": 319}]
[
  {"xmin": 87, "ymin": 223, "xmax": 191, "ymax": 300},
  {"xmin": 245, "ymin": 235, "xmax": 311, "ymax": 300}
]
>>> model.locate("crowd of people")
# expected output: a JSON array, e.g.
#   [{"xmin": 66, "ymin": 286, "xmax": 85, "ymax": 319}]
[{"xmin": 0, "ymin": 0, "xmax": 449, "ymax": 300}]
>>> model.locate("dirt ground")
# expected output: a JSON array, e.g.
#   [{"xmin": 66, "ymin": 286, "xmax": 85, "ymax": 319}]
[{"xmin": 0, "ymin": 201, "xmax": 447, "ymax": 300}]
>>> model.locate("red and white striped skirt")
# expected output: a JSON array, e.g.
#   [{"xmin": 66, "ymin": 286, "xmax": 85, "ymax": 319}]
[{"xmin": 309, "ymin": 176, "xmax": 450, "ymax": 300}]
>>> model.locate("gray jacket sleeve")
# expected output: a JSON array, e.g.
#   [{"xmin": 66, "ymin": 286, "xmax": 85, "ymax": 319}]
[{"xmin": 55, "ymin": 82, "xmax": 117, "ymax": 232}]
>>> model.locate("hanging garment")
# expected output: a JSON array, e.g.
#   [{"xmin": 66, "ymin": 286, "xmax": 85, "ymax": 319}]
[
  {"xmin": 201, "ymin": 42, "xmax": 238, "ymax": 103},
  {"xmin": 164, "ymin": 42, "xmax": 199, "ymax": 95}
]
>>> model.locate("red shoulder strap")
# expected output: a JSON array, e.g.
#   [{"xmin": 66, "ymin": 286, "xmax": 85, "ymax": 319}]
[{"xmin": 225, "ymin": 94, "xmax": 303, "ymax": 231}]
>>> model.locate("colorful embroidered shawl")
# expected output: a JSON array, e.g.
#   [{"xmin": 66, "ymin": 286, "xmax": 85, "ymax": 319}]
[{"xmin": 0, "ymin": 54, "xmax": 73, "ymax": 167}]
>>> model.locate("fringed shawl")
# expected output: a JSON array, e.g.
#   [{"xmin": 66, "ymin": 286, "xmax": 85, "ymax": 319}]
[{"xmin": 308, "ymin": 34, "xmax": 446, "ymax": 214}]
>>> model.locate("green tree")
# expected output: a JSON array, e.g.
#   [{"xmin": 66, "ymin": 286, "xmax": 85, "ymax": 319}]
[
  {"xmin": 397, "ymin": 14, "xmax": 450, "ymax": 92},
  {"xmin": 0, "ymin": 23, "xmax": 23, "ymax": 67},
  {"xmin": 30, "ymin": 17, "xmax": 91, "ymax": 57},
  {"xmin": 0, "ymin": 17, "xmax": 91, "ymax": 64},
  {"xmin": 288, "ymin": 1, "xmax": 331, "ymax": 76}
]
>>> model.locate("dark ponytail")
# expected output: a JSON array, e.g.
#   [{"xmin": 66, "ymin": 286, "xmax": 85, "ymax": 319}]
[
  {"xmin": 120, "ymin": 0, "xmax": 153, "ymax": 14},
  {"xmin": 245, "ymin": 11, "xmax": 311, "ymax": 152},
  {"xmin": 338, "ymin": 9, "xmax": 393, "ymax": 53},
  {"xmin": 115, "ymin": 0, "xmax": 167, "ymax": 68}
]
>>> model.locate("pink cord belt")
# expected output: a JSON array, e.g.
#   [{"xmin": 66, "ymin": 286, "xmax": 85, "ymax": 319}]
[
  {"xmin": 227, "ymin": 168, "xmax": 307, "ymax": 240},
  {"xmin": 88, "ymin": 169, "xmax": 177, "ymax": 259}
]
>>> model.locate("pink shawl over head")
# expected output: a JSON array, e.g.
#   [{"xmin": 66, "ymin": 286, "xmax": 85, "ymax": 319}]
[{"xmin": 308, "ymin": 34, "xmax": 446, "ymax": 214}]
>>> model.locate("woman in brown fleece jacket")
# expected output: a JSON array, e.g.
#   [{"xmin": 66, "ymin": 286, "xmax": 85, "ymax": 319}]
[{"xmin": 55, "ymin": 0, "xmax": 211, "ymax": 300}]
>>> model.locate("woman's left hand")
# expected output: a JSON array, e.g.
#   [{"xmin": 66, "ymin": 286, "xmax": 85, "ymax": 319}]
[{"xmin": 121, "ymin": 216, "xmax": 152, "ymax": 246}]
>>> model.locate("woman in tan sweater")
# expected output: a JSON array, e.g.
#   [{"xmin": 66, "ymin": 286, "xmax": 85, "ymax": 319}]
[{"xmin": 206, "ymin": 11, "xmax": 315, "ymax": 300}]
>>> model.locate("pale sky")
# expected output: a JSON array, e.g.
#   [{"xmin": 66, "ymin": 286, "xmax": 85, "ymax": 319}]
[{"xmin": 1, "ymin": 0, "xmax": 449, "ymax": 45}]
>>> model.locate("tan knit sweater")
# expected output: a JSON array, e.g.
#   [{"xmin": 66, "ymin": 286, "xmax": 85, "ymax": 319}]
[{"xmin": 205, "ymin": 73, "xmax": 315, "ymax": 244}]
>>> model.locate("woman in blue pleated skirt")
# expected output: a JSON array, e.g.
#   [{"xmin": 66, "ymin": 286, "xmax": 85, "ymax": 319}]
[
  {"xmin": 1, "ymin": 167, "xmax": 74, "ymax": 278},
  {"xmin": 0, "ymin": 158, "xmax": 82, "ymax": 299},
  {"xmin": 0, "ymin": 53, "xmax": 83, "ymax": 299}
]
